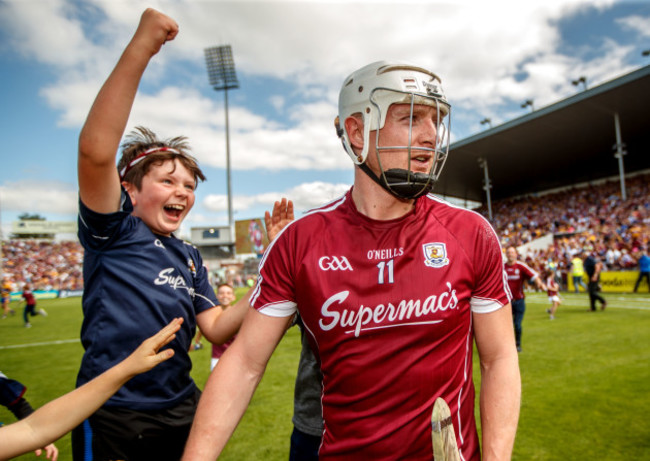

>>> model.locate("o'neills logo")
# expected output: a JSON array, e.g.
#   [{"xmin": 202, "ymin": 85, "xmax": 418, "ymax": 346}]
[{"xmin": 319, "ymin": 283, "xmax": 459, "ymax": 337}]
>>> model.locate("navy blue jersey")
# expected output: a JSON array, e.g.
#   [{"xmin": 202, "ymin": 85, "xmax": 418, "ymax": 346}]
[{"xmin": 77, "ymin": 191, "xmax": 218, "ymax": 410}]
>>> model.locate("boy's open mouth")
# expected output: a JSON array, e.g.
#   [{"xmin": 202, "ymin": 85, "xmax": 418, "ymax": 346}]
[{"xmin": 164, "ymin": 204, "xmax": 185, "ymax": 219}]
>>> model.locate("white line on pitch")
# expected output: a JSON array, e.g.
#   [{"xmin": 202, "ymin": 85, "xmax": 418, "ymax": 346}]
[{"xmin": 0, "ymin": 339, "xmax": 79, "ymax": 350}]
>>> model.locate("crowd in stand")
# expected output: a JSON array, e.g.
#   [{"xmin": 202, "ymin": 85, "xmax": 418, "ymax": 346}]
[
  {"xmin": 1, "ymin": 240, "xmax": 84, "ymax": 292},
  {"xmin": 1, "ymin": 173, "xmax": 649, "ymax": 293},
  {"xmin": 478, "ymin": 172, "xmax": 650, "ymax": 285}
]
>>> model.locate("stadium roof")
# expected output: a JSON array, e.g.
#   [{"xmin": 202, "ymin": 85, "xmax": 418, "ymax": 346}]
[{"xmin": 436, "ymin": 64, "xmax": 650, "ymax": 204}]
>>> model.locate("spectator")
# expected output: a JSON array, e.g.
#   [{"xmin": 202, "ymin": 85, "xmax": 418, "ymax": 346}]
[
  {"xmin": 584, "ymin": 249, "xmax": 607, "ymax": 311},
  {"xmin": 1, "ymin": 278, "xmax": 15, "ymax": 319},
  {"xmin": 633, "ymin": 247, "xmax": 650, "ymax": 293},
  {"xmin": 210, "ymin": 283, "xmax": 237, "ymax": 370},
  {"xmin": 570, "ymin": 252, "xmax": 588, "ymax": 293}
]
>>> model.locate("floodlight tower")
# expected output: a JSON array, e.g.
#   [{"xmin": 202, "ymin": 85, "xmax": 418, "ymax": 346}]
[
  {"xmin": 571, "ymin": 76, "xmax": 588, "ymax": 91},
  {"xmin": 477, "ymin": 158, "xmax": 493, "ymax": 221},
  {"xmin": 204, "ymin": 45, "xmax": 239, "ymax": 252},
  {"xmin": 479, "ymin": 117, "xmax": 492, "ymax": 129},
  {"xmin": 520, "ymin": 99, "xmax": 535, "ymax": 112}
]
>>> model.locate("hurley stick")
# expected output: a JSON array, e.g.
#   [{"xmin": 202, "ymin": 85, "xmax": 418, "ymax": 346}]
[{"xmin": 431, "ymin": 397, "xmax": 460, "ymax": 461}]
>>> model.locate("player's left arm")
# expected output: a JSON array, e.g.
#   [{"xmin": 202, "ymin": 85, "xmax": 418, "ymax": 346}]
[
  {"xmin": 528, "ymin": 271, "xmax": 546, "ymax": 292},
  {"xmin": 473, "ymin": 305, "xmax": 521, "ymax": 461}
]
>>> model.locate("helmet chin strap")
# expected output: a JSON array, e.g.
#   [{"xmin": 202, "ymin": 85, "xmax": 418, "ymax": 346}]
[{"xmin": 359, "ymin": 163, "xmax": 434, "ymax": 200}]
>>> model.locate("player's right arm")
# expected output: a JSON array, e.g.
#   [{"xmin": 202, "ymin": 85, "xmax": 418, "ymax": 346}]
[
  {"xmin": 78, "ymin": 8, "xmax": 178, "ymax": 213},
  {"xmin": 182, "ymin": 308, "xmax": 292, "ymax": 460}
]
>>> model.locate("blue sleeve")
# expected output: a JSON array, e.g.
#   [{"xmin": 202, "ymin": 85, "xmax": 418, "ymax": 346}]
[
  {"xmin": 0, "ymin": 375, "xmax": 26, "ymax": 407},
  {"xmin": 78, "ymin": 190, "xmax": 133, "ymax": 250},
  {"xmin": 188, "ymin": 246, "xmax": 219, "ymax": 313}
]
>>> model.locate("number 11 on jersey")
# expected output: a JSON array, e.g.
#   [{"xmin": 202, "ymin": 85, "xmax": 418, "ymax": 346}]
[{"xmin": 377, "ymin": 259, "xmax": 395, "ymax": 284}]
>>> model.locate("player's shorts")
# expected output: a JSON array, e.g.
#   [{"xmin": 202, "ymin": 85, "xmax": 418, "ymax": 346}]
[
  {"xmin": 548, "ymin": 295, "xmax": 560, "ymax": 303},
  {"xmin": 71, "ymin": 387, "xmax": 200, "ymax": 461}
]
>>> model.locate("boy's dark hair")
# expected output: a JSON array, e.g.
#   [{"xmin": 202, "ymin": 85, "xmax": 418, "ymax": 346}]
[{"xmin": 118, "ymin": 126, "xmax": 206, "ymax": 190}]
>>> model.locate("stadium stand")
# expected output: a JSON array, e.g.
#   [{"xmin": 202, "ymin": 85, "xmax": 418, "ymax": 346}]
[
  {"xmin": 1, "ymin": 240, "xmax": 83, "ymax": 292},
  {"xmin": 477, "ymin": 172, "xmax": 650, "ymax": 287}
]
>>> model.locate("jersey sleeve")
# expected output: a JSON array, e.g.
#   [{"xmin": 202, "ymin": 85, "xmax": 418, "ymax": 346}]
[
  {"xmin": 0, "ymin": 374, "xmax": 27, "ymax": 407},
  {"xmin": 249, "ymin": 225, "xmax": 298, "ymax": 318},
  {"xmin": 522, "ymin": 263, "xmax": 539, "ymax": 281},
  {"xmin": 78, "ymin": 190, "xmax": 132, "ymax": 250},
  {"xmin": 469, "ymin": 215, "xmax": 511, "ymax": 313},
  {"xmin": 188, "ymin": 246, "xmax": 219, "ymax": 313}
]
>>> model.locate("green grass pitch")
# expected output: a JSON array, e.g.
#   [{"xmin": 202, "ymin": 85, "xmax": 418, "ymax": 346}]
[{"xmin": 1, "ymin": 289, "xmax": 648, "ymax": 460}]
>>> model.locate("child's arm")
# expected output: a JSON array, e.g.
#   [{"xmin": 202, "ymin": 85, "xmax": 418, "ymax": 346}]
[
  {"xmin": 196, "ymin": 199, "xmax": 295, "ymax": 345},
  {"xmin": 78, "ymin": 8, "xmax": 178, "ymax": 214},
  {"xmin": 0, "ymin": 318, "xmax": 183, "ymax": 461}
]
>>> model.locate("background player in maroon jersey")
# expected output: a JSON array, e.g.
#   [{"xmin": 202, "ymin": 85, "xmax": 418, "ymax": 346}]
[
  {"xmin": 183, "ymin": 62, "xmax": 520, "ymax": 461},
  {"xmin": 21, "ymin": 284, "xmax": 47, "ymax": 328},
  {"xmin": 504, "ymin": 246, "xmax": 547, "ymax": 352},
  {"xmin": 544, "ymin": 268, "xmax": 562, "ymax": 320}
]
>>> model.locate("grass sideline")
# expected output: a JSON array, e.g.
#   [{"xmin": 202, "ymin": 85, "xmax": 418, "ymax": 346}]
[{"xmin": 0, "ymin": 290, "xmax": 648, "ymax": 460}]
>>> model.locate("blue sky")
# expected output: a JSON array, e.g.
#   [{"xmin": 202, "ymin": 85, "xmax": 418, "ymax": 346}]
[{"xmin": 0, "ymin": 0, "xmax": 649, "ymax": 239}]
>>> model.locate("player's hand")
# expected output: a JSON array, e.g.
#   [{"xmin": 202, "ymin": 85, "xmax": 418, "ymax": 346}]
[
  {"xmin": 121, "ymin": 318, "xmax": 183, "ymax": 377},
  {"xmin": 133, "ymin": 8, "xmax": 179, "ymax": 57},
  {"xmin": 34, "ymin": 442, "xmax": 58, "ymax": 460},
  {"xmin": 265, "ymin": 198, "xmax": 294, "ymax": 242}
]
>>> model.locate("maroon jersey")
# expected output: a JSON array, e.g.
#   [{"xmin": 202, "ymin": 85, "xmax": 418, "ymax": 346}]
[
  {"xmin": 546, "ymin": 276, "xmax": 559, "ymax": 297},
  {"xmin": 22, "ymin": 290, "xmax": 35, "ymax": 306},
  {"xmin": 211, "ymin": 337, "xmax": 234, "ymax": 359},
  {"xmin": 251, "ymin": 190, "xmax": 510, "ymax": 460},
  {"xmin": 504, "ymin": 261, "xmax": 538, "ymax": 300}
]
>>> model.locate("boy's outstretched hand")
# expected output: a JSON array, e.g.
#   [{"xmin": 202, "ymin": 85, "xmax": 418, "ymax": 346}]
[
  {"xmin": 265, "ymin": 198, "xmax": 294, "ymax": 242},
  {"xmin": 119, "ymin": 318, "xmax": 183, "ymax": 378}
]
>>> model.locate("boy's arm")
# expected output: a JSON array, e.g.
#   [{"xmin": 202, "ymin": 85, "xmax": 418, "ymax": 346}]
[
  {"xmin": 0, "ymin": 318, "xmax": 182, "ymax": 461},
  {"xmin": 78, "ymin": 8, "xmax": 178, "ymax": 213},
  {"xmin": 197, "ymin": 198, "xmax": 295, "ymax": 344},
  {"xmin": 196, "ymin": 291, "xmax": 249, "ymax": 345},
  {"xmin": 183, "ymin": 308, "xmax": 292, "ymax": 460}
]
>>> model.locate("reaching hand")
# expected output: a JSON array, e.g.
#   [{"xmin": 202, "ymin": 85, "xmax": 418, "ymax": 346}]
[
  {"xmin": 133, "ymin": 8, "xmax": 179, "ymax": 57},
  {"xmin": 265, "ymin": 198, "xmax": 295, "ymax": 242},
  {"xmin": 120, "ymin": 318, "xmax": 183, "ymax": 378},
  {"xmin": 34, "ymin": 442, "xmax": 58, "ymax": 460}
]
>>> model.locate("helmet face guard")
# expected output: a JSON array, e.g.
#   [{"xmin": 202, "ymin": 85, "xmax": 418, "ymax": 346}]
[{"xmin": 336, "ymin": 62, "xmax": 451, "ymax": 199}]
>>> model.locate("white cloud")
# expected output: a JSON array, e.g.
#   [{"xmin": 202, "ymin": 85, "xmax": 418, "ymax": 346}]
[
  {"xmin": 202, "ymin": 181, "xmax": 350, "ymax": 214},
  {"xmin": 269, "ymin": 95, "xmax": 285, "ymax": 112},
  {"xmin": 0, "ymin": 0, "xmax": 642, "ymax": 225},
  {"xmin": 616, "ymin": 14, "xmax": 650, "ymax": 38},
  {"xmin": 0, "ymin": 181, "xmax": 78, "ymax": 215}
]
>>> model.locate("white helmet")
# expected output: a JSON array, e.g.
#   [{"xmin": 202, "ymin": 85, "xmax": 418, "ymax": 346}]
[{"xmin": 335, "ymin": 61, "xmax": 451, "ymax": 199}]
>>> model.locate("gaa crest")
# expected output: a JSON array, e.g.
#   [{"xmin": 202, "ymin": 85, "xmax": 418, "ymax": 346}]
[{"xmin": 423, "ymin": 242, "xmax": 449, "ymax": 268}]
